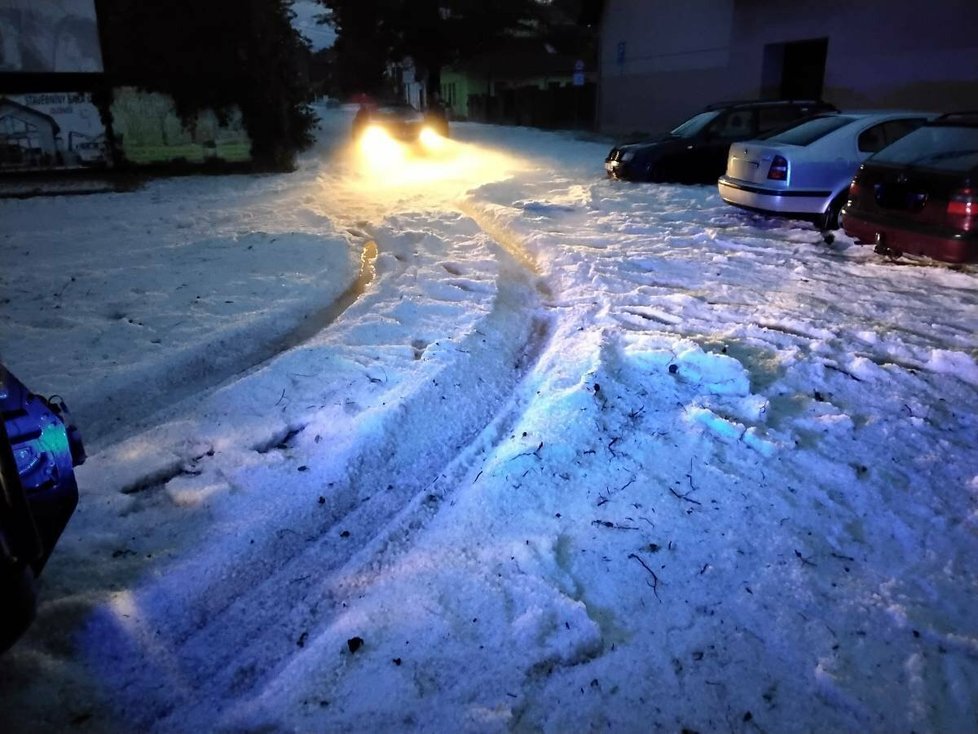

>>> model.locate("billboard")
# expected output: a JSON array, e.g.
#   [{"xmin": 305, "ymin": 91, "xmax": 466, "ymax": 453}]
[
  {"xmin": 0, "ymin": 0, "xmax": 104, "ymax": 73},
  {"xmin": 0, "ymin": 92, "xmax": 109, "ymax": 170}
]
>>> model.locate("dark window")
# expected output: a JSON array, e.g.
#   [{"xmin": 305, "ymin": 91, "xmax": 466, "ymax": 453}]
[
  {"xmin": 870, "ymin": 126, "xmax": 978, "ymax": 172},
  {"xmin": 762, "ymin": 38, "xmax": 828, "ymax": 100},
  {"xmin": 707, "ymin": 109, "xmax": 758, "ymax": 140},
  {"xmin": 758, "ymin": 105, "xmax": 805, "ymax": 133},
  {"xmin": 858, "ymin": 123, "xmax": 889, "ymax": 153},
  {"xmin": 881, "ymin": 118, "xmax": 926, "ymax": 146},
  {"xmin": 780, "ymin": 38, "xmax": 828, "ymax": 99},
  {"xmin": 671, "ymin": 110, "xmax": 720, "ymax": 138},
  {"xmin": 767, "ymin": 115, "xmax": 856, "ymax": 146},
  {"xmin": 859, "ymin": 118, "xmax": 928, "ymax": 154}
]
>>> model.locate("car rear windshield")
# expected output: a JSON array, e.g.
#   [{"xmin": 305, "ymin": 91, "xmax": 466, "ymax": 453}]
[
  {"xmin": 869, "ymin": 125, "xmax": 978, "ymax": 172},
  {"xmin": 765, "ymin": 115, "xmax": 857, "ymax": 146},
  {"xmin": 670, "ymin": 111, "xmax": 720, "ymax": 138}
]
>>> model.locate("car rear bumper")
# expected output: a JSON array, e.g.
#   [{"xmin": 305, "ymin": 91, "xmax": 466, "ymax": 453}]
[
  {"xmin": 718, "ymin": 177, "xmax": 832, "ymax": 216},
  {"xmin": 842, "ymin": 211, "xmax": 978, "ymax": 264}
]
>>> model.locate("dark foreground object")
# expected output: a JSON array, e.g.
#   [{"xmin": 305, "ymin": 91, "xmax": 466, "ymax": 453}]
[{"xmin": 0, "ymin": 364, "xmax": 84, "ymax": 653}]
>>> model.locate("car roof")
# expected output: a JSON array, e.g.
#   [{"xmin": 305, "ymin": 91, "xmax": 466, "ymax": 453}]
[
  {"xmin": 702, "ymin": 99, "xmax": 836, "ymax": 112},
  {"xmin": 756, "ymin": 111, "xmax": 937, "ymax": 149},
  {"xmin": 931, "ymin": 111, "xmax": 978, "ymax": 127},
  {"xmin": 836, "ymin": 109, "xmax": 933, "ymax": 116},
  {"xmin": 801, "ymin": 110, "xmax": 933, "ymax": 123}
]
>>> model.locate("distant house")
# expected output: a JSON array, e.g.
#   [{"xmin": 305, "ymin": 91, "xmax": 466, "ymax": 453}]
[
  {"xmin": 599, "ymin": 0, "xmax": 978, "ymax": 135},
  {"xmin": 388, "ymin": 57, "xmax": 428, "ymax": 110},
  {"xmin": 0, "ymin": 96, "xmax": 61, "ymax": 168}
]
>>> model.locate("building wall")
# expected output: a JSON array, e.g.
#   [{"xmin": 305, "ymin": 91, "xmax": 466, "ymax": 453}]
[
  {"xmin": 441, "ymin": 68, "xmax": 483, "ymax": 119},
  {"xmin": 442, "ymin": 67, "xmax": 587, "ymax": 121},
  {"xmin": 599, "ymin": 0, "xmax": 978, "ymax": 135}
]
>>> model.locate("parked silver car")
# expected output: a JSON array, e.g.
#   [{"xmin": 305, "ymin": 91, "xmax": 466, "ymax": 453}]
[{"xmin": 717, "ymin": 112, "xmax": 932, "ymax": 229}]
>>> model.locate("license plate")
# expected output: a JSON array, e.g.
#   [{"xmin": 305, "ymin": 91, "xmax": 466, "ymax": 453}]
[
  {"xmin": 875, "ymin": 183, "xmax": 927, "ymax": 211},
  {"xmin": 729, "ymin": 160, "xmax": 759, "ymax": 181}
]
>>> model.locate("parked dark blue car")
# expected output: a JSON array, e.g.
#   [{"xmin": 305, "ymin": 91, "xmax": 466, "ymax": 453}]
[{"xmin": 605, "ymin": 99, "xmax": 836, "ymax": 184}]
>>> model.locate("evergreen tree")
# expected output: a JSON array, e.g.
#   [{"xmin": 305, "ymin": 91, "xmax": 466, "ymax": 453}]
[
  {"xmin": 318, "ymin": 0, "xmax": 545, "ymax": 97},
  {"xmin": 96, "ymin": 0, "xmax": 314, "ymax": 170},
  {"xmin": 317, "ymin": 0, "xmax": 399, "ymax": 96}
]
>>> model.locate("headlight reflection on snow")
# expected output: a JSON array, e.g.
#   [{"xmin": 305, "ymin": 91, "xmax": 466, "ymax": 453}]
[
  {"xmin": 349, "ymin": 130, "xmax": 526, "ymax": 196},
  {"xmin": 418, "ymin": 126, "xmax": 447, "ymax": 151},
  {"xmin": 104, "ymin": 590, "xmax": 188, "ymax": 690}
]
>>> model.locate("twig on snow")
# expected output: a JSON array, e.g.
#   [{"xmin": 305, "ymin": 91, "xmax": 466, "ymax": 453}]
[
  {"xmin": 825, "ymin": 363, "xmax": 863, "ymax": 382},
  {"xmin": 794, "ymin": 549, "xmax": 817, "ymax": 567},
  {"xmin": 628, "ymin": 553, "xmax": 661, "ymax": 600},
  {"xmin": 597, "ymin": 476, "xmax": 636, "ymax": 507},
  {"xmin": 511, "ymin": 442, "xmax": 544, "ymax": 462},
  {"xmin": 591, "ymin": 520, "xmax": 639, "ymax": 531},
  {"xmin": 668, "ymin": 485, "xmax": 701, "ymax": 505},
  {"xmin": 685, "ymin": 459, "xmax": 699, "ymax": 494}
]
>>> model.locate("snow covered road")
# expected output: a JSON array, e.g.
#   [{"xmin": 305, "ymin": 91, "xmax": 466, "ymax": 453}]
[{"xmin": 2, "ymin": 106, "xmax": 977, "ymax": 734}]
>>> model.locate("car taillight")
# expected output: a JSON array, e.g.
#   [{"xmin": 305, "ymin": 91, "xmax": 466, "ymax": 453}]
[
  {"xmin": 848, "ymin": 179, "xmax": 860, "ymax": 199},
  {"xmin": 947, "ymin": 187, "xmax": 976, "ymax": 231},
  {"xmin": 767, "ymin": 155, "xmax": 788, "ymax": 181}
]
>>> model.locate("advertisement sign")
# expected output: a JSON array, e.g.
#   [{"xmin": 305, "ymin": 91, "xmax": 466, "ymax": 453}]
[
  {"xmin": 0, "ymin": 91, "xmax": 109, "ymax": 171},
  {"xmin": 0, "ymin": 0, "xmax": 103, "ymax": 73}
]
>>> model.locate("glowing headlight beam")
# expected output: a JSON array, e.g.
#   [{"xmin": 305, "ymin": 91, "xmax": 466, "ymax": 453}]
[
  {"xmin": 359, "ymin": 125, "xmax": 406, "ymax": 167},
  {"xmin": 419, "ymin": 126, "xmax": 447, "ymax": 151}
]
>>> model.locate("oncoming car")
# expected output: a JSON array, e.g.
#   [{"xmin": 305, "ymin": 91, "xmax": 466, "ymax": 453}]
[
  {"xmin": 717, "ymin": 111, "xmax": 932, "ymax": 230},
  {"xmin": 352, "ymin": 102, "xmax": 449, "ymax": 155}
]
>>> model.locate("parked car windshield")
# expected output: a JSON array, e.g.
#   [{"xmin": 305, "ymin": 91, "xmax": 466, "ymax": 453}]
[
  {"xmin": 670, "ymin": 111, "xmax": 721, "ymax": 138},
  {"xmin": 765, "ymin": 115, "xmax": 856, "ymax": 146},
  {"xmin": 869, "ymin": 126, "xmax": 978, "ymax": 172}
]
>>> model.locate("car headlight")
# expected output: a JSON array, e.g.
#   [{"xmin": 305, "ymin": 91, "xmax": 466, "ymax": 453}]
[
  {"xmin": 419, "ymin": 126, "xmax": 446, "ymax": 150},
  {"xmin": 362, "ymin": 125, "xmax": 392, "ymax": 145},
  {"xmin": 358, "ymin": 125, "xmax": 405, "ymax": 165},
  {"xmin": 621, "ymin": 151, "xmax": 635, "ymax": 162}
]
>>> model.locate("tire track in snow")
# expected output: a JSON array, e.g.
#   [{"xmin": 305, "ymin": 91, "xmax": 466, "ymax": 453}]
[
  {"xmin": 84, "ymin": 238, "xmax": 377, "ymax": 454},
  {"xmin": 82, "ymin": 215, "xmax": 557, "ymax": 732}
]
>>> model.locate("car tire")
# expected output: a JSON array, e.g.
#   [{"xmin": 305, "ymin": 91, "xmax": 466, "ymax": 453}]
[
  {"xmin": 642, "ymin": 161, "xmax": 660, "ymax": 182},
  {"xmin": 818, "ymin": 192, "xmax": 847, "ymax": 231},
  {"xmin": 1, "ymin": 564, "xmax": 37, "ymax": 653}
]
